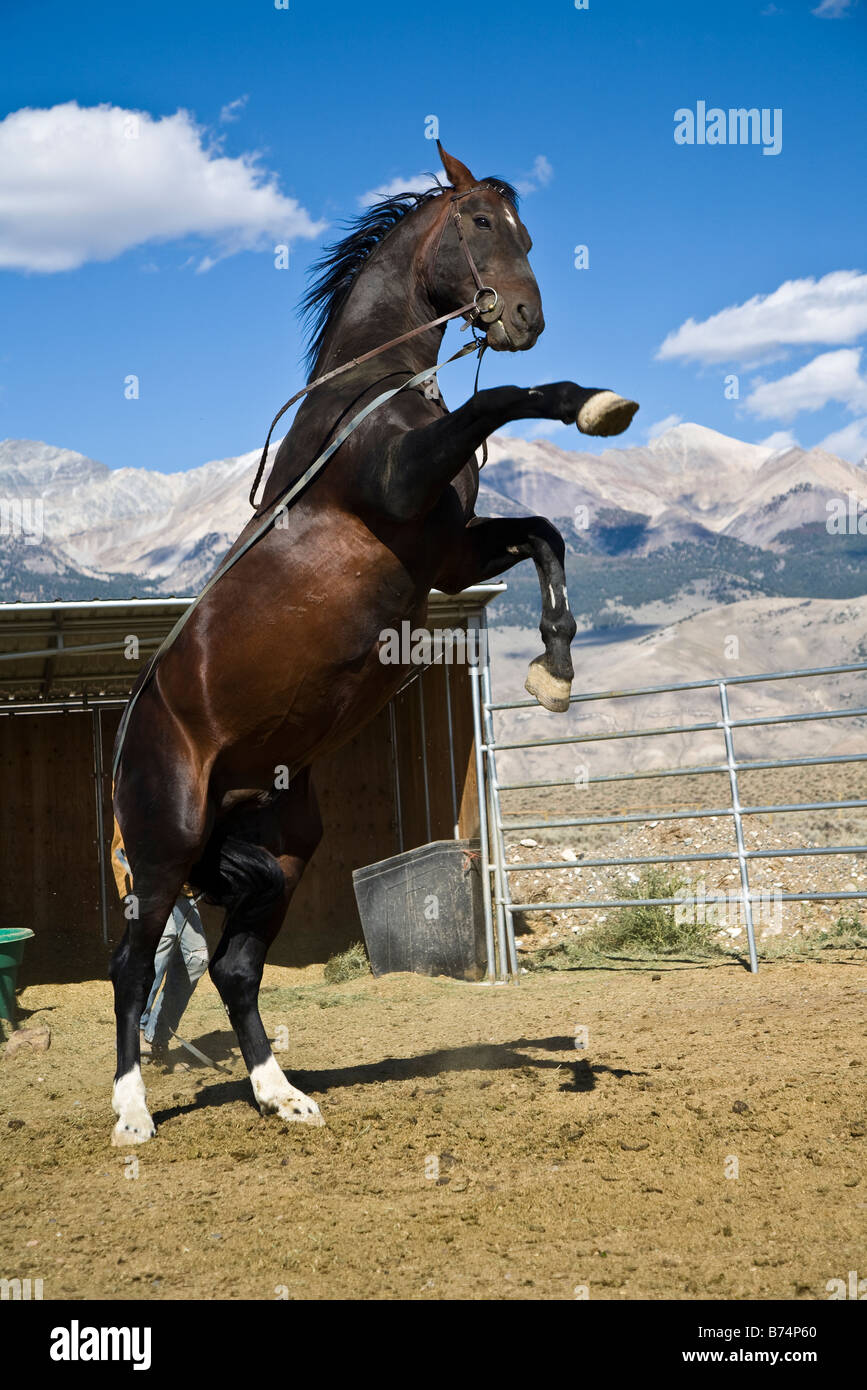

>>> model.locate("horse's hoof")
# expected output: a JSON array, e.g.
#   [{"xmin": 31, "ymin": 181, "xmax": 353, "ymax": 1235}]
[
  {"xmin": 525, "ymin": 660, "xmax": 572, "ymax": 713},
  {"xmin": 577, "ymin": 391, "xmax": 639, "ymax": 437},
  {"xmin": 268, "ymin": 1096, "xmax": 325, "ymax": 1127},
  {"xmin": 111, "ymin": 1115, "xmax": 155, "ymax": 1146},
  {"xmin": 251, "ymin": 1059, "xmax": 325, "ymax": 1126}
]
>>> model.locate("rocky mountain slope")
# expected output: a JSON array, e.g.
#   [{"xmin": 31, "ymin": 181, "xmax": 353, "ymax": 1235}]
[{"xmin": 490, "ymin": 594, "xmax": 867, "ymax": 780}]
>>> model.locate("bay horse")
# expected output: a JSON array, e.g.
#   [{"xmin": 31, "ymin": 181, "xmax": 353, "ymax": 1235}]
[{"xmin": 109, "ymin": 143, "xmax": 638, "ymax": 1145}]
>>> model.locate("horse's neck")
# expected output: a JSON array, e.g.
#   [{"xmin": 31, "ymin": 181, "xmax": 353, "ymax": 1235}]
[
  {"xmin": 315, "ymin": 225, "xmax": 443, "ymax": 380},
  {"xmin": 262, "ymin": 214, "xmax": 446, "ymax": 507}
]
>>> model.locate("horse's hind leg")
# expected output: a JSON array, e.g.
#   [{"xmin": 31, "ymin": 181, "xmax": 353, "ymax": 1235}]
[
  {"xmin": 208, "ymin": 772, "xmax": 325, "ymax": 1127},
  {"xmin": 109, "ymin": 751, "xmax": 210, "ymax": 1145},
  {"xmin": 109, "ymin": 894, "xmax": 181, "ymax": 1146}
]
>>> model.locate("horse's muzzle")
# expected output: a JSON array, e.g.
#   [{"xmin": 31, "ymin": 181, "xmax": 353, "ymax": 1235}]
[
  {"xmin": 484, "ymin": 293, "xmax": 544, "ymax": 351},
  {"xmin": 486, "ymin": 318, "xmax": 542, "ymax": 352},
  {"xmin": 485, "ymin": 320, "xmax": 518, "ymax": 351}
]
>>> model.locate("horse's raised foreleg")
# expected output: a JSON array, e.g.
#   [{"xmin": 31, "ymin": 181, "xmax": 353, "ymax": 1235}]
[
  {"xmin": 372, "ymin": 381, "xmax": 637, "ymax": 521},
  {"xmin": 208, "ymin": 772, "xmax": 325, "ymax": 1128},
  {"xmin": 435, "ymin": 515, "xmax": 577, "ymax": 712}
]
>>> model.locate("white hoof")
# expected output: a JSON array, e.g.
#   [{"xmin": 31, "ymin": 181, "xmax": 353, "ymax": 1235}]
[
  {"xmin": 251, "ymin": 1056, "xmax": 325, "ymax": 1127},
  {"xmin": 111, "ymin": 1066, "xmax": 155, "ymax": 1145},
  {"xmin": 269, "ymin": 1094, "xmax": 325, "ymax": 1127},
  {"xmin": 525, "ymin": 660, "xmax": 572, "ymax": 713},
  {"xmin": 111, "ymin": 1114, "xmax": 155, "ymax": 1146},
  {"xmin": 577, "ymin": 390, "xmax": 639, "ymax": 437}
]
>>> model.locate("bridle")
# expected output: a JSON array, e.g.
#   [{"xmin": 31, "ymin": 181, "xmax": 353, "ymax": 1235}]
[
  {"xmin": 430, "ymin": 186, "xmax": 505, "ymax": 327},
  {"xmin": 248, "ymin": 185, "xmax": 506, "ymax": 507}
]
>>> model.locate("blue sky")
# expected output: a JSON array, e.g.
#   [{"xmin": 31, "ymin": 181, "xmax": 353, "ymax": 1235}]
[{"xmin": 1, "ymin": 0, "xmax": 865, "ymax": 473}]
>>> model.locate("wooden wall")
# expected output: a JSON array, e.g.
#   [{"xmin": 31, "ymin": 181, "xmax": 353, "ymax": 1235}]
[
  {"xmin": 0, "ymin": 711, "xmax": 105, "ymax": 982},
  {"xmin": 0, "ymin": 656, "xmax": 481, "ymax": 982}
]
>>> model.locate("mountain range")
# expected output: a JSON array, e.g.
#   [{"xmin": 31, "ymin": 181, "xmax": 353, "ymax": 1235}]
[
  {"xmin": 482, "ymin": 425, "xmax": 867, "ymax": 551},
  {"xmin": 1, "ymin": 424, "xmax": 866, "ymax": 618}
]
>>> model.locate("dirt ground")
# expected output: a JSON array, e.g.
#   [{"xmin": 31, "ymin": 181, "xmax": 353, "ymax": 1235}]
[{"xmin": 1, "ymin": 955, "xmax": 865, "ymax": 1301}]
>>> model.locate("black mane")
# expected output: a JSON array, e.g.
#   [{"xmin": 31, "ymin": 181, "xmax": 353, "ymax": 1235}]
[{"xmin": 300, "ymin": 176, "xmax": 519, "ymax": 372}]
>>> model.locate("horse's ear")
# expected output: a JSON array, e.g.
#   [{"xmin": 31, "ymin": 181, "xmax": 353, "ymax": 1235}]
[{"xmin": 436, "ymin": 141, "xmax": 477, "ymax": 192}]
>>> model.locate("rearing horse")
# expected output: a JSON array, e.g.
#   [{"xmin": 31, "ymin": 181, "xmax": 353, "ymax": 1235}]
[{"xmin": 109, "ymin": 143, "xmax": 638, "ymax": 1145}]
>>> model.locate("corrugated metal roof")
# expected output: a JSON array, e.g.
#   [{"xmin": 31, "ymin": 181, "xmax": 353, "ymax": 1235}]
[{"xmin": 0, "ymin": 586, "xmax": 505, "ymax": 708}]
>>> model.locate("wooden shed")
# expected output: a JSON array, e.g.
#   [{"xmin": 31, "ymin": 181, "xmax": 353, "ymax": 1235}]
[{"xmin": 0, "ymin": 588, "xmax": 502, "ymax": 984}]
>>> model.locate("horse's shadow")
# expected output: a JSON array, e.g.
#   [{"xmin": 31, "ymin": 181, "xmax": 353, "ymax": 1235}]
[{"xmin": 150, "ymin": 1032, "xmax": 642, "ymax": 1125}]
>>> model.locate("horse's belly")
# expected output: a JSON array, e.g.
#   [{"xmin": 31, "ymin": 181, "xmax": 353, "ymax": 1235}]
[
  {"xmin": 162, "ymin": 506, "xmax": 450, "ymax": 793},
  {"xmin": 208, "ymin": 586, "xmax": 431, "ymax": 789}
]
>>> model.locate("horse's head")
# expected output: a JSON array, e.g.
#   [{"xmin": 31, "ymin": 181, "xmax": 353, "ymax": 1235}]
[{"xmin": 427, "ymin": 143, "xmax": 544, "ymax": 352}]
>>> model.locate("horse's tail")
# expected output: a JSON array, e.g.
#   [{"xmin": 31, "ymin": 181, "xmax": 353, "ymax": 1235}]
[{"xmin": 189, "ymin": 809, "xmax": 286, "ymax": 925}]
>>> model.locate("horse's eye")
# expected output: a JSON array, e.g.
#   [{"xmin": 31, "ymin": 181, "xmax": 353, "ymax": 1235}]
[{"xmin": 473, "ymin": 216, "xmax": 491, "ymax": 229}]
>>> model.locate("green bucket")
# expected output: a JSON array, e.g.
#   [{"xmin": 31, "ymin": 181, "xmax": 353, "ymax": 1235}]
[{"xmin": 0, "ymin": 929, "xmax": 35, "ymax": 1022}]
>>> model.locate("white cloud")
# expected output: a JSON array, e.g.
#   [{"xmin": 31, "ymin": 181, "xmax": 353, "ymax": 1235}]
[
  {"xmin": 515, "ymin": 155, "xmax": 554, "ymax": 197},
  {"xmin": 758, "ymin": 429, "xmax": 800, "ymax": 453},
  {"xmin": 745, "ymin": 348, "xmax": 867, "ymax": 420},
  {"xmin": 646, "ymin": 413, "xmax": 683, "ymax": 439},
  {"xmin": 0, "ymin": 101, "xmax": 325, "ymax": 273},
  {"xmin": 819, "ymin": 417, "xmax": 867, "ymax": 463},
  {"xmin": 358, "ymin": 171, "xmax": 441, "ymax": 207},
  {"xmin": 219, "ymin": 95, "xmax": 249, "ymax": 124},
  {"xmin": 812, "ymin": 0, "xmax": 857, "ymax": 16},
  {"xmin": 656, "ymin": 271, "xmax": 867, "ymax": 365}
]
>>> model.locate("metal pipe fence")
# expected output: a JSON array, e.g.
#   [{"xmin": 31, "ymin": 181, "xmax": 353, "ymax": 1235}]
[{"xmin": 476, "ymin": 659, "xmax": 867, "ymax": 977}]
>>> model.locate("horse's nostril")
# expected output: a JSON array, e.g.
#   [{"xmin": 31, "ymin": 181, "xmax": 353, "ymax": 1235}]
[{"xmin": 514, "ymin": 303, "xmax": 541, "ymax": 336}]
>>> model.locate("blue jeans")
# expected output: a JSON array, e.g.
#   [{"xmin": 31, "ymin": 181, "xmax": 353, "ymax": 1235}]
[{"xmin": 140, "ymin": 898, "xmax": 209, "ymax": 1049}]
